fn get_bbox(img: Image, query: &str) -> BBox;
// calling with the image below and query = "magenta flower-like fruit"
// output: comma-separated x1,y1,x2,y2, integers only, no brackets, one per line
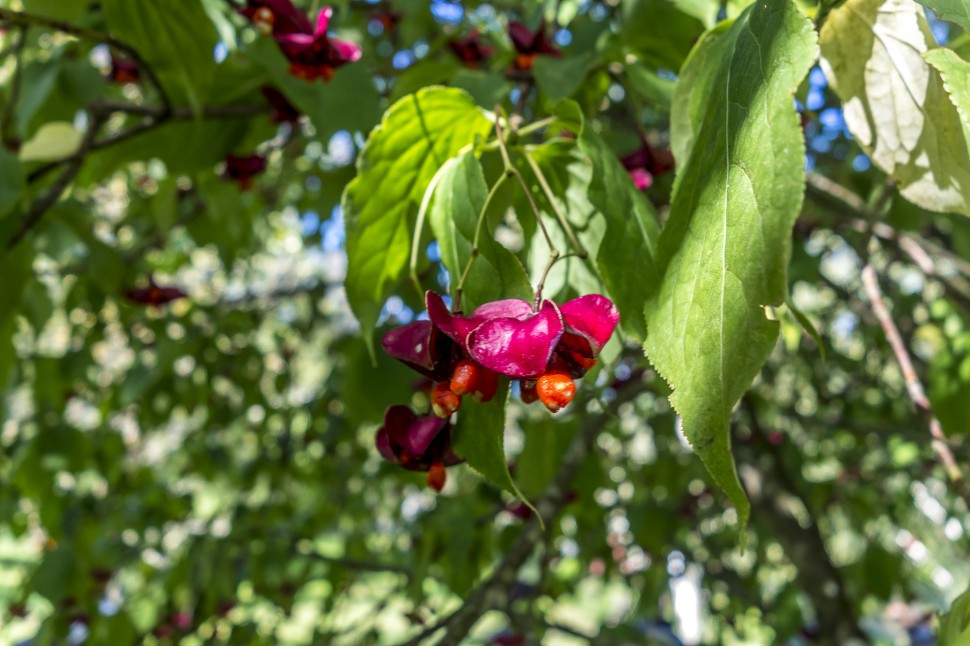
448,30,493,69
553,294,620,377
507,20,561,71
620,143,674,191
382,291,617,416
223,154,267,190
125,279,186,307
239,0,311,36
375,405,462,491
275,6,362,82
381,319,460,383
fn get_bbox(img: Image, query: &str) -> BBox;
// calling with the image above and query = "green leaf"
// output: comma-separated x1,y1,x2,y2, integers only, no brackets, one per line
914,0,970,32
624,64,676,110
553,101,661,342
940,585,970,646
620,0,707,70
820,0,970,216
925,48,970,129
428,151,532,311
103,0,218,111
643,0,818,530
533,54,592,103
0,148,24,218
452,383,531,508
22,0,88,20
343,87,493,351
18,121,82,162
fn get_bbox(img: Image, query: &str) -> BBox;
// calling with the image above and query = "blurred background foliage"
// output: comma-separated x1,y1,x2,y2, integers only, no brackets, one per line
0,0,968,644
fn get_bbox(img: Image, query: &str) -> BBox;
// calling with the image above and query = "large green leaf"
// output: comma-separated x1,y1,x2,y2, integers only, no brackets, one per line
820,0,970,216
914,0,970,32
343,87,493,350
428,151,532,311
103,0,218,111
452,383,530,507
643,0,817,529
553,101,661,342
925,48,970,129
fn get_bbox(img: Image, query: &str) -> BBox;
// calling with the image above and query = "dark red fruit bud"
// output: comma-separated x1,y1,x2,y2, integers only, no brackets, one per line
536,372,575,413
427,462,447,492
520,380,538,404
253,6,275,33
472,366,499,402
431,382,461,418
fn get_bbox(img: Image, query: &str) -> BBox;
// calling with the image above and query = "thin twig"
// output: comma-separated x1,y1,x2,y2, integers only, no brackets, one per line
410,159,458,300
453,170,511,312
860,265,969,502
493,107,556,258
522,150,586,259
398,382,644,646
28,103,267,183
0,7,171,113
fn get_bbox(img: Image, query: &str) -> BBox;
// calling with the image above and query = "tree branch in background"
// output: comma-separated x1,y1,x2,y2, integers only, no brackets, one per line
6,112,108,251
0,7,171,112
860,265,970,506
741,399,866,641
399,383,641,646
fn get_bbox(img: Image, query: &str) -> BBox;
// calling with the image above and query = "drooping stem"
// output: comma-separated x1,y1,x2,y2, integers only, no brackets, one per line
522,149,587,259
860,264,970,505
493,106,556,257
409,161,454,300
453,171,511,312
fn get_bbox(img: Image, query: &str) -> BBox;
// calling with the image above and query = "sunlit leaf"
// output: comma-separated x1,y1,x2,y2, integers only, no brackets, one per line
914,0,970,32
343,87,493,352
452,382,531,508
18,121,81,162
644,0,818,530
924,47,970,129
820,0,970,216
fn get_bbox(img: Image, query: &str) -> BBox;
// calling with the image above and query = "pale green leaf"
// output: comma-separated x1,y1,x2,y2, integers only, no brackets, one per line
103,0,218,111
452,382,531,508
18,122,82,162
939,585,970,646
925,48,970,129
915,0,970,32
820,0,970,216
0,148,24,218
428,151,533,311
343,87,493,351
644,0,818,529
